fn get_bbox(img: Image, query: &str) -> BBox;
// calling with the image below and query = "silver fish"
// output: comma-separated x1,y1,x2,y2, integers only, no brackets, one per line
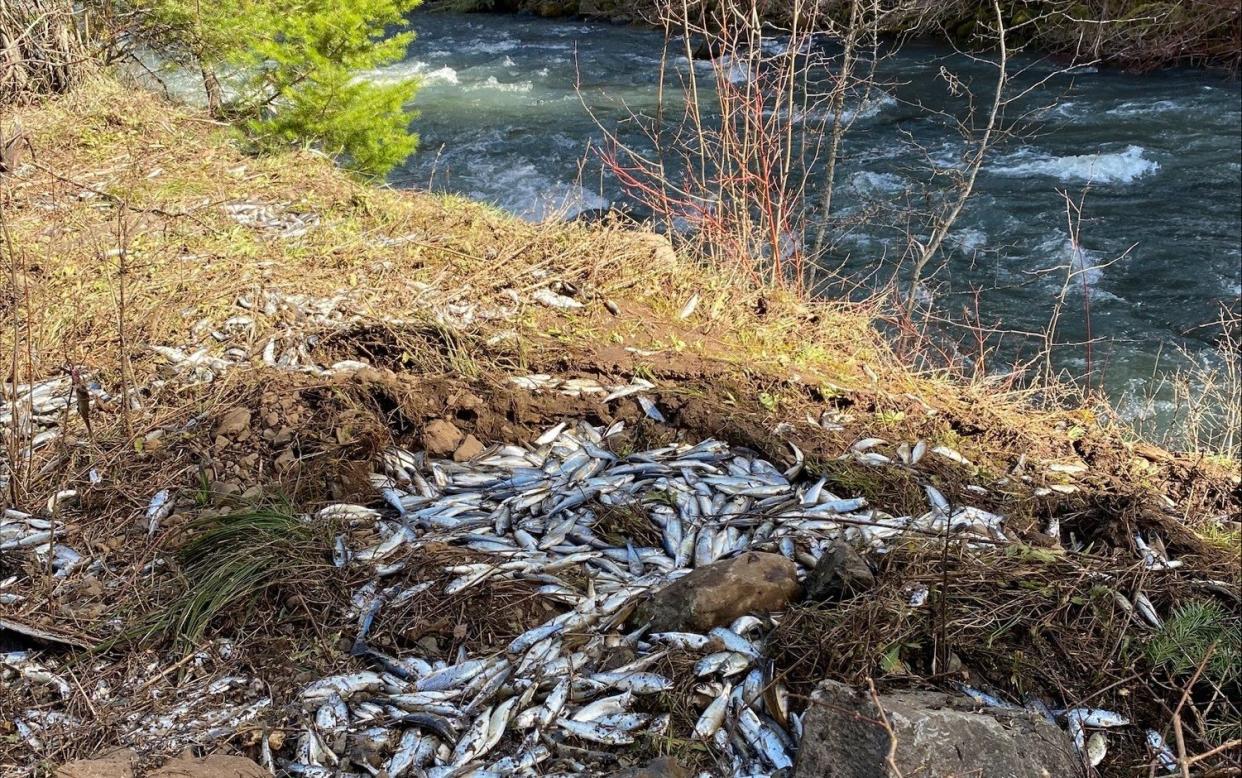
556,718,635,745
694,682,732,739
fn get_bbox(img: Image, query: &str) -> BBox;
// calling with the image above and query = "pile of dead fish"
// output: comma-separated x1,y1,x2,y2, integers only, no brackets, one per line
276,418,1173,776
2,641,272,758
224,201,321,239
0,510,84,584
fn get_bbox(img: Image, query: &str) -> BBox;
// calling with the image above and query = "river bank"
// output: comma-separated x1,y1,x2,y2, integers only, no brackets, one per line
1,79,1239,776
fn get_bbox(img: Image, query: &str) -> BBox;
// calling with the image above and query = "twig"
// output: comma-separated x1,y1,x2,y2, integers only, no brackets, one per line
1184,739,1242,767
1166,641,1218,777
1173,713,1190,778
867,678,903,777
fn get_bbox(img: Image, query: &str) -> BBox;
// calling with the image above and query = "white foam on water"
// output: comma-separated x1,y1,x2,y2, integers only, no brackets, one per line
841,91,897,123
366,61,459,86
848,171,906,196
949,228,988,254
459,38,518,55
1105,98,1186,117
766,90,896,127
1036,234,1121,298
467,76,534,93
469,163,609,222
993,145,1159,184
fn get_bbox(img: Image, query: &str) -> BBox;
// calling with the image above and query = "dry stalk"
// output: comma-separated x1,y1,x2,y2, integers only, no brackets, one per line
867,677,904,777
0,0,85,103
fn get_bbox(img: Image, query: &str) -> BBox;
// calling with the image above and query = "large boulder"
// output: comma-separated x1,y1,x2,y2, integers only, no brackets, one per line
632,551,799,632
794,681,1079,778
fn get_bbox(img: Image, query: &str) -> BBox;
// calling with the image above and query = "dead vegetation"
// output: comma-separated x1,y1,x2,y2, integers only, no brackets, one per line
770,538,1242,774
0,0,85,104
0,77,1238,775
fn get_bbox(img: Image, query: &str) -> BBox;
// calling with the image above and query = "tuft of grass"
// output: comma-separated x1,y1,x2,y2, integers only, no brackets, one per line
132,506,330,650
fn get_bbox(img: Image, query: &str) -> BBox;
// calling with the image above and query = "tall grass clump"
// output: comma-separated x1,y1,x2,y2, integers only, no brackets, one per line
132,506,330,649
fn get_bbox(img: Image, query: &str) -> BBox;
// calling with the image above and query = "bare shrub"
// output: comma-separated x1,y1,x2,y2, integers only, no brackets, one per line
0,0,85,104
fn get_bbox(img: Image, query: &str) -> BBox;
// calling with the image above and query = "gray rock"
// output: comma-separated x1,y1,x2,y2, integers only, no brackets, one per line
803,541,874,602
794,680,1080,778
632,551,799,632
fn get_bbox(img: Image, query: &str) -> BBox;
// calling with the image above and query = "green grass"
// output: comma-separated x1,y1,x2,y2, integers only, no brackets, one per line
131,506,330,650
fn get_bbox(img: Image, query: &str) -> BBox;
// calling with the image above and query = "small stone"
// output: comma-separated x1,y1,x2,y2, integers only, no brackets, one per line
148,754,267,778
272,426,294,446
423,419,463,456
274,449,296,472
804,541,875,602
632,551,799,632
215,407,252,438
56,749,138,778
209,481,241,503
452,434,485,462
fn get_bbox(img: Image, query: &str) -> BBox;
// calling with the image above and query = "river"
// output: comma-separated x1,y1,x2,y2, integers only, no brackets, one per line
384,12,1241,422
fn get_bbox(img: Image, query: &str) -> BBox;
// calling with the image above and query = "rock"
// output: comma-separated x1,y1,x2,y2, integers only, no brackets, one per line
803,541,874,602
274,449,297,472
577,0,619,17
56,749,138,778
208,480,241,502
632,231,677,266
691,37,724,60
452,434,485,462
633,552,798,632
794,680,1079,778
609,756,691,778
527,0,575,16
423,419,464,456
215,407,252,438
148,754,267,778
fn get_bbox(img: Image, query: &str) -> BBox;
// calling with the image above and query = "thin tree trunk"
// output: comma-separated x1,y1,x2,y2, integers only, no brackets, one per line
200,60,224,117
